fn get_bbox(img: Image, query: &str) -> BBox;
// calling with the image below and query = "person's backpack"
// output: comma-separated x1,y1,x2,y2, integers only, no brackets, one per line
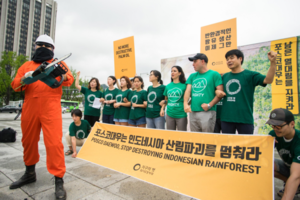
0,128,17,142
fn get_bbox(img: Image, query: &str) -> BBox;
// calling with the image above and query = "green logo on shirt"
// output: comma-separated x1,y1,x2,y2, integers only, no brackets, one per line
167,87,183,103
226,79,241,95
105,94,113,101
192,78,207,93
148,91,156,103
116,94,123,103
87,94,96,104
76,130,85,139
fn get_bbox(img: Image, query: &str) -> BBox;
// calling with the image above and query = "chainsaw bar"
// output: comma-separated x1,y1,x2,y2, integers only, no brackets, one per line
14,53,72,90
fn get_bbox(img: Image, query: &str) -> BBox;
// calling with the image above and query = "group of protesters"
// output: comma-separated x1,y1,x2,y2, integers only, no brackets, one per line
10,34,300,200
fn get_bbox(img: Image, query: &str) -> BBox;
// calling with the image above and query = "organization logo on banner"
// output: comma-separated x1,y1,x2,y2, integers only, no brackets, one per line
167,88,183,102
87,94,96,106
148,91,157,103
192,78,207,93
76,130,86,139
226,79,241,95
116,94,123,103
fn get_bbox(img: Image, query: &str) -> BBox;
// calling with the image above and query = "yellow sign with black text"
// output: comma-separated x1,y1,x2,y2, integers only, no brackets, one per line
201,18,237,74
113,36,136,79
77,123,274,200
271,37,299,114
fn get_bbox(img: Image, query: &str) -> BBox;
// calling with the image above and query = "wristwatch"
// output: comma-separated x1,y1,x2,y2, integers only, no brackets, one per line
207,104,211,109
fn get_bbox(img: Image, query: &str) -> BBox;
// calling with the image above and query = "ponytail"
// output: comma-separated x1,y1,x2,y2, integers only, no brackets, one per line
159,80,163,85
150,70,163,85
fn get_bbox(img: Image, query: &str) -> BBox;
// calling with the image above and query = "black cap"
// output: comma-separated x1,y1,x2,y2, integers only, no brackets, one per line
188,53,208,63
266,108,294,126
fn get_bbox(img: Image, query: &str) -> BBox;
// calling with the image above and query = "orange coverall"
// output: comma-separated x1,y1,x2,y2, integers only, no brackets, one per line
11,59,74,178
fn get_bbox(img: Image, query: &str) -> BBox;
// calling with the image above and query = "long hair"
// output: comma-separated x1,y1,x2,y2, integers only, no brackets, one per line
150,70,163,85
171,66,186,84
120,76,131,89
133,76,144,89
88,77,100,90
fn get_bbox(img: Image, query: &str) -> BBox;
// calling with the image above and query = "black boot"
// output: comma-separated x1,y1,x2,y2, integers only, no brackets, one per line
55,176,66,200
9,164,36,189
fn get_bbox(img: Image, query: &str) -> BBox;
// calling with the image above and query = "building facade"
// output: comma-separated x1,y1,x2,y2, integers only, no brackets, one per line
0,0,57,58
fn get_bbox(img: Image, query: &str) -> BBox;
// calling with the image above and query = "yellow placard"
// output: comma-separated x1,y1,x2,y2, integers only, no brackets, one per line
113,36,136,79
78,123,274,200
201,18,237,74
271,37,299,114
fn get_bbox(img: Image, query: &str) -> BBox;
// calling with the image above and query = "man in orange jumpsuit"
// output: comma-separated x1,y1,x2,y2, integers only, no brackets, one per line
10,35,73,200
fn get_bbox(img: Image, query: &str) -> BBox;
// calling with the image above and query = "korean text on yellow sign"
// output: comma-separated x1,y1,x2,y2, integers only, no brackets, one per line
271,37,299,114
113,36,136,79
201,18,237,74
78,123,274,200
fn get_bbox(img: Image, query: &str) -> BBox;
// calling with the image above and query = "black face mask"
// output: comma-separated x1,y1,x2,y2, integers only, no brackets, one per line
32,47,54,63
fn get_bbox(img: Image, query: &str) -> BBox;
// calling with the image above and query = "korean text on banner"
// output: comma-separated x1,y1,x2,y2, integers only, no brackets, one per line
77,123,274,200
113,36,136,79
201,18,237,74
271,37,299,114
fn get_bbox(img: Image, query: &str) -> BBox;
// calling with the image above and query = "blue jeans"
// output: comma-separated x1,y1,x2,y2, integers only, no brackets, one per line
146,116,165,129
102,114,115,124
128,117,146,126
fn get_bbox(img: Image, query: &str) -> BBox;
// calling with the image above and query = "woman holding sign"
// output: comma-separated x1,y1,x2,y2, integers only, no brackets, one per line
146,70,166,129
161,66,187,131
100,76,119,124
128,76,147,127
113,76,132,126
75,71,102,127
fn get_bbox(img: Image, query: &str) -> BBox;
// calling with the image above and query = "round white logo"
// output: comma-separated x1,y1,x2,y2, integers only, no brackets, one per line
167,87,183,103
226,79,241,95
297,156,300,160
87,94,96,104
131,95,138,104
116,94,123,103
105,94,113,101
192,78,207,93
148,91,157,103
76,130,85,139
271,113,276,118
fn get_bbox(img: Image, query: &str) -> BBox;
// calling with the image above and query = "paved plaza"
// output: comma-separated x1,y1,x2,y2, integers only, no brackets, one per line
0,113,298,200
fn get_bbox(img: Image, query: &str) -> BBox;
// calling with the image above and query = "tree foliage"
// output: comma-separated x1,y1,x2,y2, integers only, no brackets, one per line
0,51,28,105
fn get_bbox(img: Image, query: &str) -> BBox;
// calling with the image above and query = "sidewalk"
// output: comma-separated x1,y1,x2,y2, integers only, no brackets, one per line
0,113,298,200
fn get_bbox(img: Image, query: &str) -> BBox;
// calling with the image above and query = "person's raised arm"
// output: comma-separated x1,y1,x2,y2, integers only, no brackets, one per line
263,51,277,84
75,71,82,91
282,162,300,200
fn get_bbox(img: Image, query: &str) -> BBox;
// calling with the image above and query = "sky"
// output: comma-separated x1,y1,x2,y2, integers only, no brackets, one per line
54,0,300,86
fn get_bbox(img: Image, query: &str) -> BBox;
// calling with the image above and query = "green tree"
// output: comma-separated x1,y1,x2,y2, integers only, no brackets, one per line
0,51,28,105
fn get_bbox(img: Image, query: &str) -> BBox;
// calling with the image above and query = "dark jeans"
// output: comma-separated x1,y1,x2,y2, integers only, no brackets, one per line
84,115,100,127
102,114,115,124
214,118,222,133
221,121,254,134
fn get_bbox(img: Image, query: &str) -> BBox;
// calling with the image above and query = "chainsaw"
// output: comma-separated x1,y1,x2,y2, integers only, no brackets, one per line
14,53,72,90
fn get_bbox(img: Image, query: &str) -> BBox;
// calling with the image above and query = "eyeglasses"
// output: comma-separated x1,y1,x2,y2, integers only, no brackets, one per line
269,123,288,130
36,42,53,48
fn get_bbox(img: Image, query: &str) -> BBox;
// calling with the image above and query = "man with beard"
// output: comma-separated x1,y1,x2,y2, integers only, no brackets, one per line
10,35,74,200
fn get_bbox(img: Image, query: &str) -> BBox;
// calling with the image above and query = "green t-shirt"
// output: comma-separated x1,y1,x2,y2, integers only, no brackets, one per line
146,85,166,118
103,88,119,115
114,89,132,119
69,119,91,139
220,70,266,124
216,98,223,120
81,87,103,117
163,82,187,118
269,129,300,166
129,90,147,120
186,70,222,112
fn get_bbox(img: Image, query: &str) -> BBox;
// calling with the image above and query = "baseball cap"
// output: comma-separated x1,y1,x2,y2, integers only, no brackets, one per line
188,53,208,63
266,108,294,126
